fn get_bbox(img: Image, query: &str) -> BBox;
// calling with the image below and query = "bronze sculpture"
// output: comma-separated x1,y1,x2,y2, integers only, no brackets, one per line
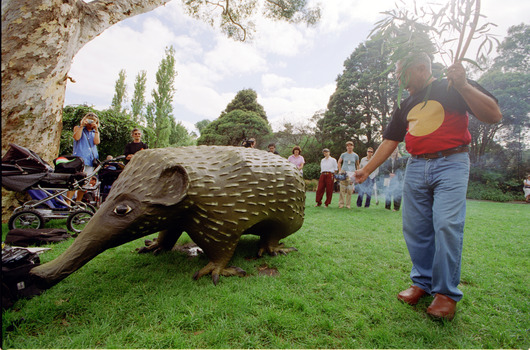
31,146,305,287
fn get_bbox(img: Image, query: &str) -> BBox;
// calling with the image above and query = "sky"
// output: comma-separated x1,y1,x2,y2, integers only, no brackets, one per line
64,0,529,134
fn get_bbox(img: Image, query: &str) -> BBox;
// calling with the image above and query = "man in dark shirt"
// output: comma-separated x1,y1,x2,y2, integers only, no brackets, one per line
355,53,502,320
124,128,148,165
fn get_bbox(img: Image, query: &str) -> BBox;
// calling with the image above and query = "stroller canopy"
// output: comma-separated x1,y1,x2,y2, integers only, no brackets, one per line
2,143,54,192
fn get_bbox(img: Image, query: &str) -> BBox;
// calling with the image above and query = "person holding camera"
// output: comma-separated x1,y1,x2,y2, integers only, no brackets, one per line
67,112,100,203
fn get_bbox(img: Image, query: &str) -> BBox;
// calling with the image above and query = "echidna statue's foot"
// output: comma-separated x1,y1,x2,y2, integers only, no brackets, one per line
258,241,298,257
193,262,247,285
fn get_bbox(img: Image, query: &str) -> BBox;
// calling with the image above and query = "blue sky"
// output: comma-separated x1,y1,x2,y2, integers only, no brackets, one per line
64,0,529,133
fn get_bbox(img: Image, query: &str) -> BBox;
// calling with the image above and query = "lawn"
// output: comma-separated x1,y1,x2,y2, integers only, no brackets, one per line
2,192,529,348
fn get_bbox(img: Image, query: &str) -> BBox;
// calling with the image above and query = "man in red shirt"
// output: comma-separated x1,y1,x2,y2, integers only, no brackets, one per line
355,53,502,320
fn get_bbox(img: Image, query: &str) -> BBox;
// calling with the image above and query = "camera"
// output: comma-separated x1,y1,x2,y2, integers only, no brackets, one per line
241,139,253,148
86,119,94,125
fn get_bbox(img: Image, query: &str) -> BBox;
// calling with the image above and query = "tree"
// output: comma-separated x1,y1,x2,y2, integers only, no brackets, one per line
318,36,398,157
222,89,268,121
149,46,177,148
111,69,128,113
169,119,196,147
195,119,212,134
492,23,529,73
131,70,148,124
2,1,171,164
1,0,319,215
197,110,271,146
473,24,530,177
197,88,271,146
2,0,319,162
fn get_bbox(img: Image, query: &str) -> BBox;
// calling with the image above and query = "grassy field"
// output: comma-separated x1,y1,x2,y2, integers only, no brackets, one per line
2,192,529,349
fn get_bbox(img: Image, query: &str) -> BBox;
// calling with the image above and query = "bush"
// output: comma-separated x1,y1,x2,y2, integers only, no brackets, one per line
303,163,320,180
304,179,318,191
466,181,520,202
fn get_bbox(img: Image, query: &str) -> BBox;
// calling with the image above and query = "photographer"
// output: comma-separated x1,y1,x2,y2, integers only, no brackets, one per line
67,112,100,203
242,138,256,148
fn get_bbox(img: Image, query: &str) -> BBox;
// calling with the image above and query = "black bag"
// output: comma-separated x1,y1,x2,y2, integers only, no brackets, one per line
5,228,71,247
54,155,84,173
2,246,44,309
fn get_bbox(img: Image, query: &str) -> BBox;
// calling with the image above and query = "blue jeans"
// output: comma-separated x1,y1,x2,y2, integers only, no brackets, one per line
402,152,469,302
356,177,373,207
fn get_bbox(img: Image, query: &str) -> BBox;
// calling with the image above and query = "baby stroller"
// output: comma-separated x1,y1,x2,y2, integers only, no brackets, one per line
97,161,125,204
2,143,122,234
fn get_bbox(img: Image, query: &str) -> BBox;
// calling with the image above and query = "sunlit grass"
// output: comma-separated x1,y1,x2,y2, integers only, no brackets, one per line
2,193,529,348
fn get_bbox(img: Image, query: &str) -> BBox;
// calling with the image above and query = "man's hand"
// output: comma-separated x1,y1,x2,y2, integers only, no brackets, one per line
354,169,369,184
447,61,468,91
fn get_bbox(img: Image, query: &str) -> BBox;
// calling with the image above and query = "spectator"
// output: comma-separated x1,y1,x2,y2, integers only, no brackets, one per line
380,147,407,211
356,147,378,208
355,53,501,320
67,112,100,203
82,176,98,205
337,141,360,209
124,128,148,164
315,148,338,207
287,146,305,174
524,174,530,203
268,143,279,154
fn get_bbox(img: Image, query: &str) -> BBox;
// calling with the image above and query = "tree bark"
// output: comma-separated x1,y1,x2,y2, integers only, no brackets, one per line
1,0,170,219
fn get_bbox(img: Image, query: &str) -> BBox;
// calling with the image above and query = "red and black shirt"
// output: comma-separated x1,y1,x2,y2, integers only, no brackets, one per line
383,79,497,155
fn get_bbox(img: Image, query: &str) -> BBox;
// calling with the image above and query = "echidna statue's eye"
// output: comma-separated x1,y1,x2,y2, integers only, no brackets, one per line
114,204,132,215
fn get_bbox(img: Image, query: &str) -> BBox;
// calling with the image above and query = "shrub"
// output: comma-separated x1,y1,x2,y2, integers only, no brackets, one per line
303,163,320,180
466,181,520,202
304,179,318,192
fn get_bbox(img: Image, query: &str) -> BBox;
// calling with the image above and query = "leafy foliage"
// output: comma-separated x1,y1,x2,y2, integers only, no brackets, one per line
222,89,267,121
195,119,212,134
131,70,147,124
302,163,320,180
197,88,272,146
111,69,127,113
197,110,271,146
149,46,178,148
182,0,320,41
318,36,398,156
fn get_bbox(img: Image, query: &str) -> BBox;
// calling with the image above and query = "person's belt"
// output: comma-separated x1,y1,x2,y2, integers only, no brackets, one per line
321,171,334,174
412,145,469,159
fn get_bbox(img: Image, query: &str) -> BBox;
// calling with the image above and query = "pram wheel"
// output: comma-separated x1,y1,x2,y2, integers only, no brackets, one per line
73,201,96,213
67,210,94,234
8,209,45,230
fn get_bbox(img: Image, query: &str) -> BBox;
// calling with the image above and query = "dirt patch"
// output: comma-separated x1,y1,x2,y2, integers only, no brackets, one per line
257,264,279,276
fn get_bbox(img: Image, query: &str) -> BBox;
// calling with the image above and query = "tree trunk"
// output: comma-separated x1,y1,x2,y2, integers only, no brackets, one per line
1,0,170,219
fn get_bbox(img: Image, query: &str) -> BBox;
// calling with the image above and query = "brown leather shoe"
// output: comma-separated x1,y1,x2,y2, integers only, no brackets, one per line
397,285,428,305
427,294,457,320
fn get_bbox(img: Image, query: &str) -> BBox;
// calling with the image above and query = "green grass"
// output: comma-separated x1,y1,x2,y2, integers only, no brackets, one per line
2,192,529,348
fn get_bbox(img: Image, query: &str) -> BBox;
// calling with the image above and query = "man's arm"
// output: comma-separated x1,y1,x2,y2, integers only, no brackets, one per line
337,156,343,173
354,140,399,183
448,62,502,124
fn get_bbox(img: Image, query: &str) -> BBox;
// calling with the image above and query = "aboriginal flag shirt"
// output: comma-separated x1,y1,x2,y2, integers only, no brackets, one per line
383,79,497,155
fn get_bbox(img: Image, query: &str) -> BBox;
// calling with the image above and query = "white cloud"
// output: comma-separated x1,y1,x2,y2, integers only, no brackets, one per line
261,73,294,92
253,17,315,57
65,0,530,134
203,35,268,76
261,83,336,131
174,84,233,119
